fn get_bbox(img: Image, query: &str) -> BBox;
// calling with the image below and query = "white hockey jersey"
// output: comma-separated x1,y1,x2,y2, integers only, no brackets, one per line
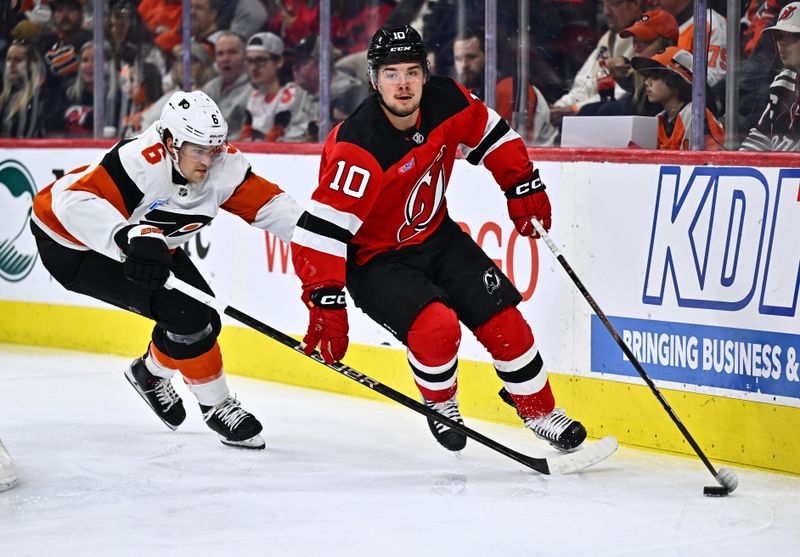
245,82,305,141
677,9,727,87
32,122,301,261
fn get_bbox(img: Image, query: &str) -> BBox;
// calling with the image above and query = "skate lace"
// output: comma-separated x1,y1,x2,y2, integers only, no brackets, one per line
153,378,180,411
209,397,249,430
425,398,463,433
526,408,573,441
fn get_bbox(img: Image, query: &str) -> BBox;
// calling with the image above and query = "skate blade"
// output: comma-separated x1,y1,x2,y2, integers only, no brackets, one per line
124,368,182,431
219,433,266,450
0,476,18,492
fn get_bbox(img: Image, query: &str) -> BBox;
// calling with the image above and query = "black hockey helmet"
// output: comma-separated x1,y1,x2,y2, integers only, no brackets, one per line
367,25,429,83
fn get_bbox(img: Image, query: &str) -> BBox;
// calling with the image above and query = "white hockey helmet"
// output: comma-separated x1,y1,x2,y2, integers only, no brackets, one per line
159,90,228,149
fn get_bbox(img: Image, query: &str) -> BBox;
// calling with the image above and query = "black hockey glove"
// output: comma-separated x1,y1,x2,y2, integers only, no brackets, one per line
115,225,172,290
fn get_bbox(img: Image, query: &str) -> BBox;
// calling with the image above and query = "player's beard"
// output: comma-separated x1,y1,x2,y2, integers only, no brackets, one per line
381,95,421,118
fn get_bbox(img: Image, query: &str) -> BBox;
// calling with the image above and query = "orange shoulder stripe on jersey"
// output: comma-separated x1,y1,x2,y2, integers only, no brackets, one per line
32,184,85,246
66,164,133,219
221,172,284,223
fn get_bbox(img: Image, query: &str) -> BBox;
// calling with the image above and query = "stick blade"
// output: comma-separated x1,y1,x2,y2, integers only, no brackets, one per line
547,436,619,475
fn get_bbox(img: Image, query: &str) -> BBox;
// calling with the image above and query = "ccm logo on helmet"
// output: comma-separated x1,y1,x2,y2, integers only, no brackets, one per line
390,46,412,52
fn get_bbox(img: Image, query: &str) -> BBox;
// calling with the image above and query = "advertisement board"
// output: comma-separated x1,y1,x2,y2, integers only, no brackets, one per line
1,148,798,411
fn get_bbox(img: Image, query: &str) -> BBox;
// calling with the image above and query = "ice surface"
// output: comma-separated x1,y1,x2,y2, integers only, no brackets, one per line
1,345,798,556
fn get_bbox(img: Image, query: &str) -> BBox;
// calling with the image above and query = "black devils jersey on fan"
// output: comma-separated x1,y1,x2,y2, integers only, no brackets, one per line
292,76,535,288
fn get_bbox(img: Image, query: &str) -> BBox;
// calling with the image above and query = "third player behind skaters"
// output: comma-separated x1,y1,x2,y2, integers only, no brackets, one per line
31,91,302,450
291,25,587,453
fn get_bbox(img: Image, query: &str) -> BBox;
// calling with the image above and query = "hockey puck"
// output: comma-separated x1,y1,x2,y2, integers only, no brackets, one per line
703,486,730,497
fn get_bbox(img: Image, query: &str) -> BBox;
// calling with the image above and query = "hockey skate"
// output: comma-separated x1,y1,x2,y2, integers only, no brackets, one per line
200,396,265,450
0,438,17,491
125,357,186,430
523,408,586,452
423,396,467,452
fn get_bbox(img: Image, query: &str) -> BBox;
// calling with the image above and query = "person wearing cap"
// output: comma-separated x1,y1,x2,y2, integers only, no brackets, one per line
240,32,304,142
281,35,364,142
30,90,304,450
657,0,727,88
580,9,680,117
550,0,644,125
741,2,800,151
631,46,725,150
202,31,253,140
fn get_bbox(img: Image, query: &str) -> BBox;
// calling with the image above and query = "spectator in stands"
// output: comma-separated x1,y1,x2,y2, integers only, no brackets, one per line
137,0,183,55
37,0,92,101
331,1,395,55
742,0,787,57
738,2,791,137
47,41,115,137
453,28,557,146
268,0,319,48
118,59,165,137
658,0,727,87
550,0,643,125
740,2,800,151
190,0,223,46
631,47,724,150
202,31,253,140
579,9,679,117
138,41,216,132
0,39,45,137
108,1,167,79
216,0,269,40
282,35,364,142
239,32,304,142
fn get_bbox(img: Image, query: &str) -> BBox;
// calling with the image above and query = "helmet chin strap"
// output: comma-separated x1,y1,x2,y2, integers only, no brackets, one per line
165,140,192,197
167,143,188,180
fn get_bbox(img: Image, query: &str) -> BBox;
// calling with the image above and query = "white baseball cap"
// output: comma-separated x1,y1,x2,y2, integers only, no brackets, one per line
246,32,284,56
764,2,800,35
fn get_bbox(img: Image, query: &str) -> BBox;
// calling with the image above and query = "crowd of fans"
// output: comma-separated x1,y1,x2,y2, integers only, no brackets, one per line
0,0,797,151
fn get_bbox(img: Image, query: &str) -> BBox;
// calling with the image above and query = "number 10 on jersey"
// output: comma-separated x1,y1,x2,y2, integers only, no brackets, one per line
329,160,371,199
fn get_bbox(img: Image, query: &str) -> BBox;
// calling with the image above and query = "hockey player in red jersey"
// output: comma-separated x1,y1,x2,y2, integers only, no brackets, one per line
31,91,302,450
291,26,587,453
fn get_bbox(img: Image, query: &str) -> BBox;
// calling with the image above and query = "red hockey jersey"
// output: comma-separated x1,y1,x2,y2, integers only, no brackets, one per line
291,76,535,290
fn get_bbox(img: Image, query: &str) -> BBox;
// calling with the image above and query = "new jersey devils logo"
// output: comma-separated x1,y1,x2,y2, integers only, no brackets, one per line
397,146,447,243
483,267,501,294
779,5,797,21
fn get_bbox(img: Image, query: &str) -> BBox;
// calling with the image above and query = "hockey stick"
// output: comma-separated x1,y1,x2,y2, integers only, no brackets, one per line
165,274,617,475
530,219,738,495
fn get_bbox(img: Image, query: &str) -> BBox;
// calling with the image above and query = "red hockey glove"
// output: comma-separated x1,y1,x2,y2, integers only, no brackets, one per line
115,225,172,290
302,284,349,364
504,169,551,237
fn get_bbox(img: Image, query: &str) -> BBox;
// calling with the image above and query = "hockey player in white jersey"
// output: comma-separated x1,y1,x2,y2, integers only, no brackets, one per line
31,91,303,450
